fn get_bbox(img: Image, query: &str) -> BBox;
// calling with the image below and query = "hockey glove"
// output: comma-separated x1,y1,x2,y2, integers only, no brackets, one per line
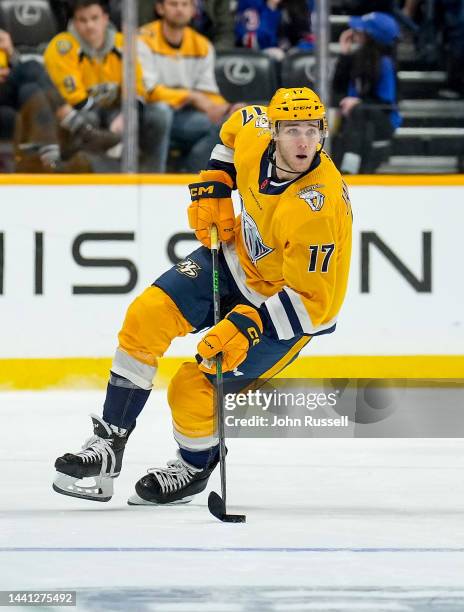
188,170,235,248
197,305,263,374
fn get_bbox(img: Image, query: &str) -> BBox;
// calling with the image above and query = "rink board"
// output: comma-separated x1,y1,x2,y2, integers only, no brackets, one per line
0,174,463,387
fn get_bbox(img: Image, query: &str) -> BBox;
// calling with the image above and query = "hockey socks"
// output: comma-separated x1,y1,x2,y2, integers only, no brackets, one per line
103,372,151,429
179,445,219,469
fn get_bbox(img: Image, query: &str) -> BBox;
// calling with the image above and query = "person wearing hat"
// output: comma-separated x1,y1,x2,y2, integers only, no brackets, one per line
332,11,402,174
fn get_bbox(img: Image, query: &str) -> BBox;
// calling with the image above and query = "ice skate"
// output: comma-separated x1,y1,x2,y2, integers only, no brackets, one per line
127,452,218,506
53,414,134,502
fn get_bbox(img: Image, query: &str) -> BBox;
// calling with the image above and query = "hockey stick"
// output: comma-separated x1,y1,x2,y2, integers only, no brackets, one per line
207,224,246,523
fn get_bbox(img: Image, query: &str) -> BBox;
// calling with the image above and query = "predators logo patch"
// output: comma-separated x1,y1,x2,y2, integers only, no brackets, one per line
176,258,201,278
56,39,72,55
298,187,325,212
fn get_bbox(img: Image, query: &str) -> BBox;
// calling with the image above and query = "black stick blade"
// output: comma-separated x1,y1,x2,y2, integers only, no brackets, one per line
208,491,246,523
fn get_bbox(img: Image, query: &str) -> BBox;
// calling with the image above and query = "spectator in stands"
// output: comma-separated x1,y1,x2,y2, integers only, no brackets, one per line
0,28,116,172
44,0,170,172
190,0,235,50
105,0,234,49
331,11,402,174
50,0,128,30
138,0,242,172
235,0,313,60
403,0,464,98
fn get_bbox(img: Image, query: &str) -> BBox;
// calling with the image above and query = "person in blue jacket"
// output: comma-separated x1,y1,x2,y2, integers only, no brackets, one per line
235,0,314,59
332,11,402,174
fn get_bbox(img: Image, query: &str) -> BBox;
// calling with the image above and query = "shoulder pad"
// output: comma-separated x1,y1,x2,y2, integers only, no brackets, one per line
220,104,269,149
184,27,210,56
139,22,156,37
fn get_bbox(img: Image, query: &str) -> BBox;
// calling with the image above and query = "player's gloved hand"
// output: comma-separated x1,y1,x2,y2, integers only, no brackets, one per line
197,305,263,374
188,170,235,248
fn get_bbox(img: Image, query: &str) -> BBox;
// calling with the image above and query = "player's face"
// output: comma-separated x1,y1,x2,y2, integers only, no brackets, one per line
274,121,321,176
158,0,195,28
73,5,109,50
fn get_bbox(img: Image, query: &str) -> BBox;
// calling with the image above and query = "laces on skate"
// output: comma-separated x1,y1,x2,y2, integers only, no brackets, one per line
147,459,201,494
52,414,133,502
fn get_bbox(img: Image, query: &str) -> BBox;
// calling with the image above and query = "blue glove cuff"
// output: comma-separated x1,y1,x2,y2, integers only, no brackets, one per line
226,311,261,348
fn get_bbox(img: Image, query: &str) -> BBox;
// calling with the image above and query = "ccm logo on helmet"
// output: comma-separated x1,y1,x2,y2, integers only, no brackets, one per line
293,106,312,110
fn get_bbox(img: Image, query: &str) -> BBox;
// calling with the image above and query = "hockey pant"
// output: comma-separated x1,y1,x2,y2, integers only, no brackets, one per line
103,246,310,453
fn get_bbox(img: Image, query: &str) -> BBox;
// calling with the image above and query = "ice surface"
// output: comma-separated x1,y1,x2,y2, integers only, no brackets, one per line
0,390,463,611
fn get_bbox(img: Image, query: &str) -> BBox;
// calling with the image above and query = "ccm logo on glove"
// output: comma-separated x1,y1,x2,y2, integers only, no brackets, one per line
187,170,235,248
189,182,231,199
247,326,260,346
197,304,263,373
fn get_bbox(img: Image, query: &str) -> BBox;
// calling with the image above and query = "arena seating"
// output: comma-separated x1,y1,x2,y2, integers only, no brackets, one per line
215,49,278,105
0,0,462,174
0,0,57,54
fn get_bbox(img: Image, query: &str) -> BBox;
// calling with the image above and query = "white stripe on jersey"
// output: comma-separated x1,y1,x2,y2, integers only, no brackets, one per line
222,241,267,307
285,286,314,332
210,144,234,163
265,287,339,339
263,292,294,340
285,287,337,334
311,316,338,334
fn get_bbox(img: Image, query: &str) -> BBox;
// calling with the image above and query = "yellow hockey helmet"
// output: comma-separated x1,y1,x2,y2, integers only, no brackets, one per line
267,87,328,136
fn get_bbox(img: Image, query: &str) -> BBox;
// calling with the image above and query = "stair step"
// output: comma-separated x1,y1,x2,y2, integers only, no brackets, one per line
391,128,464,156
399,99,464,117
396,127,464,138
329,15,350,25
377,155,459,174
398,71,448,98
398,71,447,82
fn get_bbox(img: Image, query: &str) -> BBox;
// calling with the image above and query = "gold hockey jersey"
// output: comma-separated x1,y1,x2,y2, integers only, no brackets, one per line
138,20,226,108
44,26,146,108
211,105,352,340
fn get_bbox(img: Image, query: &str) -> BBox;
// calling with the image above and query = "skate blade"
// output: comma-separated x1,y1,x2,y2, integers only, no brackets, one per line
127,492,193,506
53,472,113,502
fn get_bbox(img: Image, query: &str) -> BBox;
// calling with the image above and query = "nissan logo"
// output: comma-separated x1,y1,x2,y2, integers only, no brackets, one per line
14,2,42,27
223,59,256,86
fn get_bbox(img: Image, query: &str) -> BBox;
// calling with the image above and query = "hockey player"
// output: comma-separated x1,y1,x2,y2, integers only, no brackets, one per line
53,87,352,505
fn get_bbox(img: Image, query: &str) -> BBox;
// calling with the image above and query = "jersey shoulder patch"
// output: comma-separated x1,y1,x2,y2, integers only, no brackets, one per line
56,38,72,55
